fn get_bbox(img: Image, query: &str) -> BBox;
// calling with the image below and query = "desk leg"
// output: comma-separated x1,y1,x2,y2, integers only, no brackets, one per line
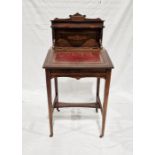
54,78,60,112
45,70,53,137
100,70,112,138
96,78,100,112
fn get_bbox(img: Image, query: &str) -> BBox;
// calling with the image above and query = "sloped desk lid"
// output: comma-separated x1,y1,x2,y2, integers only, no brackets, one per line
43,47,114,69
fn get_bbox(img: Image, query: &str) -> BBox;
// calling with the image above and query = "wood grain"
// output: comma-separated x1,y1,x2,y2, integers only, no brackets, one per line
43,13,114,138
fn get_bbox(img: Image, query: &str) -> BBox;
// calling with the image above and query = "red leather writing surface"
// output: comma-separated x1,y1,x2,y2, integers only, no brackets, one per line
54,51,101,62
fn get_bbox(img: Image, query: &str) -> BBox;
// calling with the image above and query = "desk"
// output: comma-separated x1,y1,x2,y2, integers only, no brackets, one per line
43,13,114,137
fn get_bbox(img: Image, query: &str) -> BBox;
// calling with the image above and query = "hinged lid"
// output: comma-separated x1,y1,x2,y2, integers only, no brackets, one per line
51,13,104,47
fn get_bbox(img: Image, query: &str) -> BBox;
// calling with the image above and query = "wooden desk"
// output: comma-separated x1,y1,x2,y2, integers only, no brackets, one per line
43,13,114,137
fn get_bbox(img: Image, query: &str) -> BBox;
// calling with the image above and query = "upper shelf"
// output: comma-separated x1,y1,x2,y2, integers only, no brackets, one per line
51,13,104,28
51,13,105,47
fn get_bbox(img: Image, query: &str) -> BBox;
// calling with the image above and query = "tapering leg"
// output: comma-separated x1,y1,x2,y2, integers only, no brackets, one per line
100,70,112,138
45,70,53,137
96,78,100,112
54,77,60,112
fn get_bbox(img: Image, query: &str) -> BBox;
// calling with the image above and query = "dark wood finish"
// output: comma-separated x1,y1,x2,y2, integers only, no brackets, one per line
97,96,103,113
45,70,53,137
55,102,99,108
100,70,112,137
96,78,100,112
51,13,104,47
54,78,60,111
43,13,114,138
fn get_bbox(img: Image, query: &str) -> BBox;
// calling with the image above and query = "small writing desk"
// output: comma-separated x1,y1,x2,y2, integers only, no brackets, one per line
43,13,114,137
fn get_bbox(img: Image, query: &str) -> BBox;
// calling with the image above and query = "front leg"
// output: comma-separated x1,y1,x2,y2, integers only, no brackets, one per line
45,70,53,137
100,70,112,138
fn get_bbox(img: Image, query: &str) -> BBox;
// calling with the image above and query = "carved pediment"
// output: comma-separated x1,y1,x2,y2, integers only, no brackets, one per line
69,13,86,21
53,13,103,22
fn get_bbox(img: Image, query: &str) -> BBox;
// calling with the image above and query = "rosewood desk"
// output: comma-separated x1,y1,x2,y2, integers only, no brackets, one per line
43,13,114,137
